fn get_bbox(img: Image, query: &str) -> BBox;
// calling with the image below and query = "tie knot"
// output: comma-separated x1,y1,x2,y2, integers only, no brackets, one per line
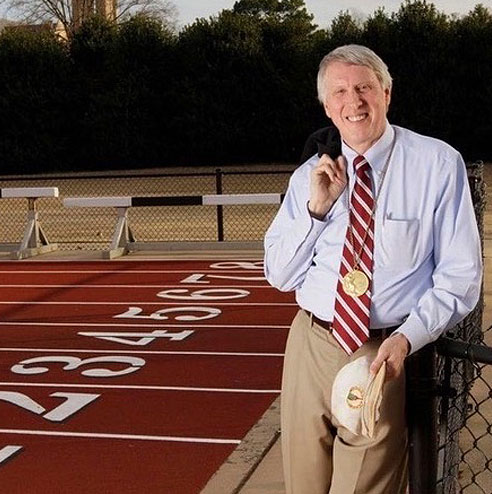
354,155,369,175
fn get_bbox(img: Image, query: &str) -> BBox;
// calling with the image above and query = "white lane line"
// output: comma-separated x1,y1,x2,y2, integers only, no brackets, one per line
0,270,263,274
0,348,285,357
0,301,296,306
0,382,281,394
0,429,241,445
0,285,273,289
0,445,23,465
0,322,290,329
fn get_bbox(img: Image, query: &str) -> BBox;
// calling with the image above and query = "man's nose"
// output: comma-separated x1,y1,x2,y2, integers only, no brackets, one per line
345,88,363,106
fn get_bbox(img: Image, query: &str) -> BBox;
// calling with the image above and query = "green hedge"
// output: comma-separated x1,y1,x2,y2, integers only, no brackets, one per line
0,1,489,173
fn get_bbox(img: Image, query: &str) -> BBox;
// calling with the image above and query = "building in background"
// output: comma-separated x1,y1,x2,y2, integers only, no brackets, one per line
73,0,117,28
1,1,118,39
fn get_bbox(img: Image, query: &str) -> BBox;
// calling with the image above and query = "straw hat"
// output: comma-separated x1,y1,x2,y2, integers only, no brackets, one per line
331,356,386,438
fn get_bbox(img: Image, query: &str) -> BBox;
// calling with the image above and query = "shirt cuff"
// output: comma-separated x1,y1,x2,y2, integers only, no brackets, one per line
393,316,433,355
307,198,340,223
305,203,330,233
308,209,326,221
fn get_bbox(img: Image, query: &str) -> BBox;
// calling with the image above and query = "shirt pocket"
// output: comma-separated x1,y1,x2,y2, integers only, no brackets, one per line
376,217,420,269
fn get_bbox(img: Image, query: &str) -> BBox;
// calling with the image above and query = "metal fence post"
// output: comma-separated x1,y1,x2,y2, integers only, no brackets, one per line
406,344,438,494
215,168,224,241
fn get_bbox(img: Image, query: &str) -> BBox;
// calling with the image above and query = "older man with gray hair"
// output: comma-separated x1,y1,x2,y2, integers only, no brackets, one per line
264,44,482,493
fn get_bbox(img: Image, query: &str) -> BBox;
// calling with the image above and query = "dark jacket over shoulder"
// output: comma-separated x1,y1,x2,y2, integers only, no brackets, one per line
300,126,341,164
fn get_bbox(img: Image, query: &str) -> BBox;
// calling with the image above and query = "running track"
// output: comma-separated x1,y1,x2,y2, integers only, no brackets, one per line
0,259,296,493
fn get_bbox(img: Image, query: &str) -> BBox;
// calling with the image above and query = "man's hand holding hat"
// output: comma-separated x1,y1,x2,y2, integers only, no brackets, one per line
370,333,410,381
332,356,387,439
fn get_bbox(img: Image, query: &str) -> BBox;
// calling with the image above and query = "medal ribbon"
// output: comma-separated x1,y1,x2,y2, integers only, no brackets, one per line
332,155,374,354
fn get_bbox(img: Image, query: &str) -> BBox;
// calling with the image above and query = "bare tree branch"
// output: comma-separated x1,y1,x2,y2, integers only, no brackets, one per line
0,0,177,37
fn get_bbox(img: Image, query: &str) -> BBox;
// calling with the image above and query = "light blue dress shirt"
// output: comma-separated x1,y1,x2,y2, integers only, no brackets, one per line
264,123,482,354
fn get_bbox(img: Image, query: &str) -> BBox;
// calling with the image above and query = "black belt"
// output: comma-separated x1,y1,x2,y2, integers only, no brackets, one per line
304,310,399,338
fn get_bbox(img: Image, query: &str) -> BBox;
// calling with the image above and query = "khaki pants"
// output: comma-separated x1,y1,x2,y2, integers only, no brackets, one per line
281,309,408,494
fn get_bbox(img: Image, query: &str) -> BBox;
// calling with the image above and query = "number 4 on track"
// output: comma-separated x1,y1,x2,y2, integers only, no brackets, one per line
77,330,194,346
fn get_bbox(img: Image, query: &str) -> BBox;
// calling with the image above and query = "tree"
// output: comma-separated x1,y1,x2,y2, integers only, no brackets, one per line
232,0,316,48
0,0,177,39
174,0,320,164
0,28,71,172
447,4,492,159
232,0,314,24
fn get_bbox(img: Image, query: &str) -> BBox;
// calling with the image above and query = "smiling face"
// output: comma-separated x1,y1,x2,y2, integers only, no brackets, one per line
322,61,391,155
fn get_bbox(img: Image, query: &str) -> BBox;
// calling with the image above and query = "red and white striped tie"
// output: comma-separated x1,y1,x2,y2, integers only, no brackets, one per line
332,155,374,354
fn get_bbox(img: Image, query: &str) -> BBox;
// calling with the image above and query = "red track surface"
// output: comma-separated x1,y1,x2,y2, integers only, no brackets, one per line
0,260,296,493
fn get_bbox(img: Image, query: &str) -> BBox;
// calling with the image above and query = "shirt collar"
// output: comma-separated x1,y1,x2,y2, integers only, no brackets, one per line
341,122,395,175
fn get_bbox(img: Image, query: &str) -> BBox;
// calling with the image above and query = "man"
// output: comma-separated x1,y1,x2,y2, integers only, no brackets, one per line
264,45,482,494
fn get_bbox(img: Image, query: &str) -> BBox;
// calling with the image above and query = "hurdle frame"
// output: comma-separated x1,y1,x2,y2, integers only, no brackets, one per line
63,193,284,258
0,187,59,259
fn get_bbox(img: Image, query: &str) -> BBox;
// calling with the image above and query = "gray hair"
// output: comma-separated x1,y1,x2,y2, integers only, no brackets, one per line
317,44,393,104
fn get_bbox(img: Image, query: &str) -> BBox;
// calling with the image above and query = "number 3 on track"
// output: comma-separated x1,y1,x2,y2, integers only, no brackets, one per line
11,356,145,378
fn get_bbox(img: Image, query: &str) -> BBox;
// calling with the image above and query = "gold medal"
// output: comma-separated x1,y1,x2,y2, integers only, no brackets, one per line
342,269,369,297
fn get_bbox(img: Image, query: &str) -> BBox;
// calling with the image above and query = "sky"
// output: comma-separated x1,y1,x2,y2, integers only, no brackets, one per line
0,1,489,27
174,0,491,28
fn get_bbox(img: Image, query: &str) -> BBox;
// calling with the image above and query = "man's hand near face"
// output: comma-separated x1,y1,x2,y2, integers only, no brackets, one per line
308,154,348,219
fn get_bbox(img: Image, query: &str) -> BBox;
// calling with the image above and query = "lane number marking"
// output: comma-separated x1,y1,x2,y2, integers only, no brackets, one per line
78,330,194,346
11,356,146,378
114,306,221,321
209,261,263,270
0,445,23,466
157,288,250,300
0,392,99,422
180,274,264,283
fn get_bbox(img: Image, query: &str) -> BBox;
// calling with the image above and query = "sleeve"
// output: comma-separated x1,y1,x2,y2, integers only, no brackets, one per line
263,167,329,292
396,153,483,354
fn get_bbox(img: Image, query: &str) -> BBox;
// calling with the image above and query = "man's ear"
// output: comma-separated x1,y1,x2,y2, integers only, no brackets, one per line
385,87,391,108
323,101,331,119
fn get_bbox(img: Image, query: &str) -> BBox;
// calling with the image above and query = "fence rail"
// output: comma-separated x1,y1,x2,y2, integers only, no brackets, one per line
0,168,293,249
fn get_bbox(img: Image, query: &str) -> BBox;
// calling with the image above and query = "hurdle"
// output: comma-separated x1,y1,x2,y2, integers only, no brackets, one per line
0,187,59,259
64,193,284,258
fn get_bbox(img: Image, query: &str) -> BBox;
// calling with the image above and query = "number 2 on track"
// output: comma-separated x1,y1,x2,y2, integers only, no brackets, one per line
0,392,99,422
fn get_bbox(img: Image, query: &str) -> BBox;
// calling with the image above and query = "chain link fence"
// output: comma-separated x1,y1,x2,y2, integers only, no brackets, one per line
0,167,294,249
0,164,491,492
434,162,491,494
